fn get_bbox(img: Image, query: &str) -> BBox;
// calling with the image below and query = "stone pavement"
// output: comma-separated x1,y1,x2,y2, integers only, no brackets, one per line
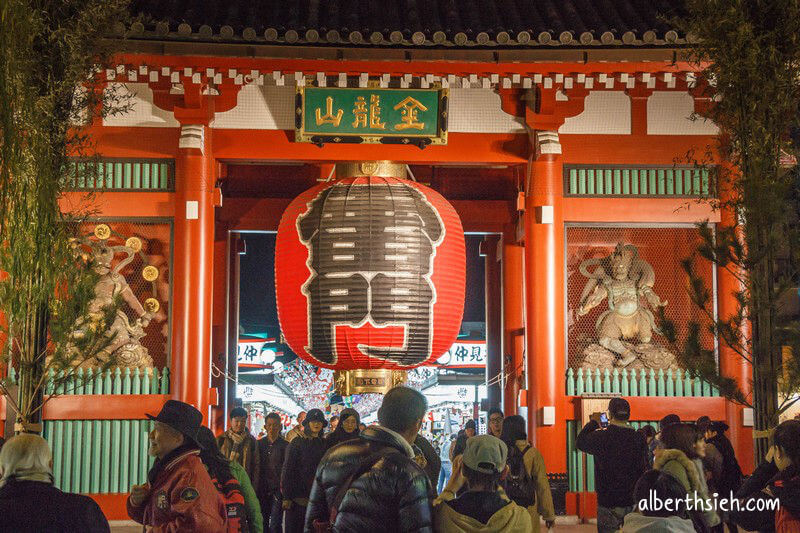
110,519,750,532
110,519,599,532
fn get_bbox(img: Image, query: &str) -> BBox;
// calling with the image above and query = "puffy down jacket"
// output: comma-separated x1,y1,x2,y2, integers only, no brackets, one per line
305,426,435,533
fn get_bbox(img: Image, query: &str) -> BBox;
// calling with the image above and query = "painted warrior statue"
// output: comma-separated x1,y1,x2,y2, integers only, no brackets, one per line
577,243,668,366
70,228,159,369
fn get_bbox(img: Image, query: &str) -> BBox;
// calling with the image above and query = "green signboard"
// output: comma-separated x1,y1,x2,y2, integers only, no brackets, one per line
295,87,448,148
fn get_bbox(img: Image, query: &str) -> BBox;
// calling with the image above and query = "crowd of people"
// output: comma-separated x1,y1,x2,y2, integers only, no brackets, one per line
0,393,797,532
576,398,800,533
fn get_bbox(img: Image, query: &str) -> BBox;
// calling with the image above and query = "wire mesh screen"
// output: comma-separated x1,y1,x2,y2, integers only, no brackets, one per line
566,225,715,371
78,219,172,369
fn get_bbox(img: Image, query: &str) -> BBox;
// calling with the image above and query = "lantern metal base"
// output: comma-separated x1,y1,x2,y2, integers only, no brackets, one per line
333,369,407,396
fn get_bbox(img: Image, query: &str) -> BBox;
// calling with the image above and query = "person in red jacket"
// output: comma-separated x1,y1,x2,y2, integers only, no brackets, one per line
127,400,227,533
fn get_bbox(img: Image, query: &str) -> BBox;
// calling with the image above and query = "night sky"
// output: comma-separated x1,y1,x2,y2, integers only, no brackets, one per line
238,233,486,335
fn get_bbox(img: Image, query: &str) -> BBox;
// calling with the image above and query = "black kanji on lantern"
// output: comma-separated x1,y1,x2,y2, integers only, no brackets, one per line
297,181,444,366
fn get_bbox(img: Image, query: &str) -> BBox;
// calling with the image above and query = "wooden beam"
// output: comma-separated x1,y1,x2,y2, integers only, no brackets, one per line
42,394,168,420
563,395,727,422
564,197,720,224
219,197,514,232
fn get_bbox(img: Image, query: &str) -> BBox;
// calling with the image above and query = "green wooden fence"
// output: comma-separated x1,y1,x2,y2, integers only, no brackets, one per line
565,367,718,493
6,366,169,493
67,159,174,191
566,367,719,398
565,166,712,197
567,419,660,492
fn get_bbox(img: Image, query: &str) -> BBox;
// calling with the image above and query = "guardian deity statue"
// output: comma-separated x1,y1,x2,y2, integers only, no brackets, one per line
577,243,668,367
69,225,161,369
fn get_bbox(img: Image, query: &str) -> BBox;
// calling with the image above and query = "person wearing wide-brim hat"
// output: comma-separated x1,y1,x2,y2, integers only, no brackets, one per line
280,408,327,533
127,400,226,532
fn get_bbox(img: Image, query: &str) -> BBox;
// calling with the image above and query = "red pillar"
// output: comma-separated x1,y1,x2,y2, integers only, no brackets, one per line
482,235,502,410
717,175,754,473
210,222,229,433
171,123,215,421
524,136,567,473
502,223,525,414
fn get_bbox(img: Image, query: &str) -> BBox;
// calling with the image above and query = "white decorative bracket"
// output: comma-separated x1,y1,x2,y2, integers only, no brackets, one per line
535,130,562,157
179,124,205,152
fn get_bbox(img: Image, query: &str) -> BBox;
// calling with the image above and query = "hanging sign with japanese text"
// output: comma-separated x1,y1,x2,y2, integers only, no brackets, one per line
295,87,448,148
436,341,487,369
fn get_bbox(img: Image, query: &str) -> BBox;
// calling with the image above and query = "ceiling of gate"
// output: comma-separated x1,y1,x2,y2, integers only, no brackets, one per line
222,163,520,202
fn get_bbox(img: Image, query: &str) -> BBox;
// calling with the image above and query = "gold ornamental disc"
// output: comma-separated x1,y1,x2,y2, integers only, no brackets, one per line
94,224,111,240
126,237,142,252
142,265,159,281
144,298,160,313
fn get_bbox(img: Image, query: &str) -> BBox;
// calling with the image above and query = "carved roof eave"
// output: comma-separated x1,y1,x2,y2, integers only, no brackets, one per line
102,57,706,95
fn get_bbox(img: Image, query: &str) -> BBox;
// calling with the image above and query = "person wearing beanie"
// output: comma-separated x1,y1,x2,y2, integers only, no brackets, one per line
218,407,261,490
577,397,649,533
434,435,534,532
325,408,361,450
280,408,327,533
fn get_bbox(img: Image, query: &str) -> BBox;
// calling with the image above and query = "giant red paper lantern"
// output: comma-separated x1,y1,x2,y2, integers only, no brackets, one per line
275,167,465,370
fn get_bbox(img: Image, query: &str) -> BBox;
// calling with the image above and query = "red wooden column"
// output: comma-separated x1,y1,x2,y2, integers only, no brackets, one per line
170,121,216,421
502,223,525,414
481,235,502,410
717,172,754,473
524,131,567,473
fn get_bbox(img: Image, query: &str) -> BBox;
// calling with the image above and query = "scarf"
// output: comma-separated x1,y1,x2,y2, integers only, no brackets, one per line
224,428,247,464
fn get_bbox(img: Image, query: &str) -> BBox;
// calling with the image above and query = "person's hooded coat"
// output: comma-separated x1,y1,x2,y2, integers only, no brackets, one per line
325,408,361,450
654,449,719,530
434,490,533,532
621,512,696,533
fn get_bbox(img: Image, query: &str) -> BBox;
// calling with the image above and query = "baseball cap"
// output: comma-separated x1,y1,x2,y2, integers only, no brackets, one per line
461,435,508,475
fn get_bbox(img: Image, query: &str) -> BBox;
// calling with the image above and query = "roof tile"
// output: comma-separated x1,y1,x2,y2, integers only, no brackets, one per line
129,0,686,47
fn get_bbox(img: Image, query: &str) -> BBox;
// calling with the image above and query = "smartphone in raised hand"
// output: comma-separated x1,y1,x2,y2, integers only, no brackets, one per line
599,412,609,428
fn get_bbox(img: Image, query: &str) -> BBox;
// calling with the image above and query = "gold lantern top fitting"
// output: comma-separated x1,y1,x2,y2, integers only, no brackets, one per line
336,161,407,179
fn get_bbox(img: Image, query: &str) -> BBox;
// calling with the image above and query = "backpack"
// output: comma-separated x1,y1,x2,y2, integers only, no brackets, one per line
502,444,535,507
211,473,251,533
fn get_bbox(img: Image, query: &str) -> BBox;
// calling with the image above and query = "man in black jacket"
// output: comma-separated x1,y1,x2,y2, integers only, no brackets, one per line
576,397,649,533
306,386,435,532
258,411,288,533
